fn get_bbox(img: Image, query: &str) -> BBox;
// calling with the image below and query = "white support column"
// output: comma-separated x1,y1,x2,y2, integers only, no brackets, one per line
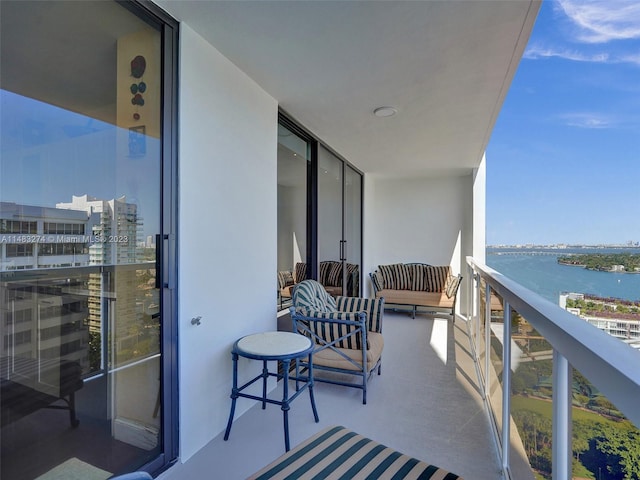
552,351,572,480
501,302,511,472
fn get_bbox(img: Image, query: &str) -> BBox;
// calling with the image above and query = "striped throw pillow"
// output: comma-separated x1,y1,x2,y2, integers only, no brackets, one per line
326,262,343,287
319,261,336,285
294,262,308,284
425,266,450,292
379,263,412,290
277,271,294,289
371,270,384,292
410,264,429,291
445,274,462,299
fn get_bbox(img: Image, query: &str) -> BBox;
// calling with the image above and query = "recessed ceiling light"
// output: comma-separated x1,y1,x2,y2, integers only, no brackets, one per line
373,106,397,118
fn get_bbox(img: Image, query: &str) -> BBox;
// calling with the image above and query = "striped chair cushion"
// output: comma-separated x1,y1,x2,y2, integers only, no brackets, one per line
294,262,309,284
293,279,337,314
337,296,384,333
304,311,365,349
249,425,463,480
379,264,412,290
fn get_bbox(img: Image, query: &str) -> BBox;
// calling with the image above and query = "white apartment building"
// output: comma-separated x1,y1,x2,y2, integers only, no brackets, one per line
560,292,640,347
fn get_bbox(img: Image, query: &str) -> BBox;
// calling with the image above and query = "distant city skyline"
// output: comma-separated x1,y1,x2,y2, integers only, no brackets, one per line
486,0,640,246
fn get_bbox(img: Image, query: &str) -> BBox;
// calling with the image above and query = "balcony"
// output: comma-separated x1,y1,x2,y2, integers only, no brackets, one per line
159,309,501,480
158,257,640,480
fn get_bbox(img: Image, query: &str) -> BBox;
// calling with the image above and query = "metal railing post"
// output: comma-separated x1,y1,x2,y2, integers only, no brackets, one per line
501,302,512,472
552,351,572,480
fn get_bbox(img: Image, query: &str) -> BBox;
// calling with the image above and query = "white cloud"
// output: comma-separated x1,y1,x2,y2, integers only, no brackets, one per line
524,44,640,67
557,0,640,43
559,112,614,129
524,45,610,62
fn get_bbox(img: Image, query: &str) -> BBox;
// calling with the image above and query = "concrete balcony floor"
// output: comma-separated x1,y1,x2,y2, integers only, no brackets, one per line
160,311,503,480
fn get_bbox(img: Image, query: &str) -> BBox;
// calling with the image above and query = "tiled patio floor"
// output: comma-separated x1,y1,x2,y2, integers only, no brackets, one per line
159,311,503,479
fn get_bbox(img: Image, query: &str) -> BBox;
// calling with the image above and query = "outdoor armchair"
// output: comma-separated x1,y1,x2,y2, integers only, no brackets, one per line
290,279,384,404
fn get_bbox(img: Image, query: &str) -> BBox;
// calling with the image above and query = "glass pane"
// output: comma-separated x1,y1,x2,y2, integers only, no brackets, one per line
487,291,506,446
344,166,361,296
509,311,554,479
317,147,344,296
571,367,640,480
1,1,162,477
277,124,310,309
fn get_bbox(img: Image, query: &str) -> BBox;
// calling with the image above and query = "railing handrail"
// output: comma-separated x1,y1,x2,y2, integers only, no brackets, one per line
467,256,640,428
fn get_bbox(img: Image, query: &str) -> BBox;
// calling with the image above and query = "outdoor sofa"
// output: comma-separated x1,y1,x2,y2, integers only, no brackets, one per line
370,263,462,319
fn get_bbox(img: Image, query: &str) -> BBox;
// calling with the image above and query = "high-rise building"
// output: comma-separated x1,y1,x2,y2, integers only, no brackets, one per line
0,196,143,375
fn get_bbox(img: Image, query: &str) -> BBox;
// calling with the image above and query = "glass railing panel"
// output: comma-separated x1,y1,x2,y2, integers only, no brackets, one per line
487,290,505,447
475,279,488,386
571,364,640,480
509,312,554,480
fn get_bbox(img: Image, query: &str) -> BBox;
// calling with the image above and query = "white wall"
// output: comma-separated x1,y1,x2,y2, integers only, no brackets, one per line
177,24,278,461
363,174,473,304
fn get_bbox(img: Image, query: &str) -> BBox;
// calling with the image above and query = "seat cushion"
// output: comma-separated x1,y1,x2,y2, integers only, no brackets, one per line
313,331,383,373
377,290,454,309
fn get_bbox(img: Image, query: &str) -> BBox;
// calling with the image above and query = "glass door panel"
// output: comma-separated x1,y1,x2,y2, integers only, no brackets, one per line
1,2,164,477
318,147,345,296
277,123,310,309
344,166,362,296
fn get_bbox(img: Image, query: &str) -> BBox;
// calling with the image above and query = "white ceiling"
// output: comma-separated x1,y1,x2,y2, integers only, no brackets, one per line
157,0,540,178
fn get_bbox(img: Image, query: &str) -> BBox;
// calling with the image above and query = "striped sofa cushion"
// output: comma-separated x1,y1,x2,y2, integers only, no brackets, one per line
277,270,294,289
346,263,359,296
412,265,450,292
445,274,462,299
337,296,383,333
379,263,412,290
249,425,463,480
410,264,429,291
371,270,384,292
326,261,343,287
294,262,309,284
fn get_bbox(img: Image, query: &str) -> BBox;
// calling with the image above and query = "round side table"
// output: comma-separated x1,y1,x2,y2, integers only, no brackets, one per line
223,331,319,451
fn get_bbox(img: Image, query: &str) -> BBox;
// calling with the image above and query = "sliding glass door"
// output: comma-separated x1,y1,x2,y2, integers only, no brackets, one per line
317,147,363,297
0,2,177,477
277,122,312,308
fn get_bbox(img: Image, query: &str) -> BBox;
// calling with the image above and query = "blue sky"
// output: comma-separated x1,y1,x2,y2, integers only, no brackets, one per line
486,0,640,246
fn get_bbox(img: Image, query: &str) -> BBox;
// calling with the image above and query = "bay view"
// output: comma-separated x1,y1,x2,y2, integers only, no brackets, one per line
485,246,640,480
487,246,640,304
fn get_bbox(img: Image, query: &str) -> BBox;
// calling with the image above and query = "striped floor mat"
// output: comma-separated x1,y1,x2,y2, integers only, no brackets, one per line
248,425,463,480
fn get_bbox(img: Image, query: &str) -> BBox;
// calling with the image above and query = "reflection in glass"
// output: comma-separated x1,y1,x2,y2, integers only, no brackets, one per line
1,1,162,477
317,146,344,296
276,124,310,309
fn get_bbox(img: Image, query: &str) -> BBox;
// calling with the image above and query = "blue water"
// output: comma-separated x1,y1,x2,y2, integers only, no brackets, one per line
486,247,640,304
